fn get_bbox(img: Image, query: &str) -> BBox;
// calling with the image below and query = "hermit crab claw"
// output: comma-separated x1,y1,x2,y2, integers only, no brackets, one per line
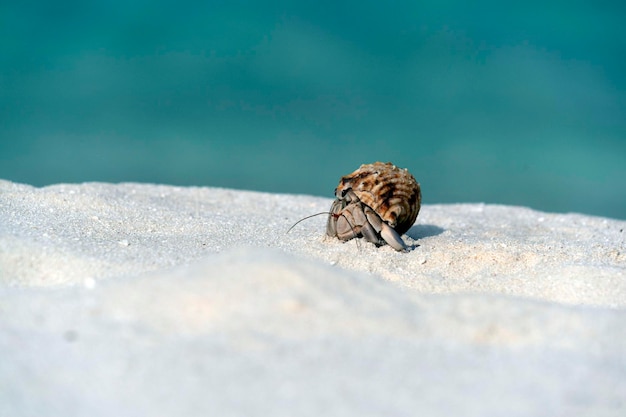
364,207,408,251
380,222,407,251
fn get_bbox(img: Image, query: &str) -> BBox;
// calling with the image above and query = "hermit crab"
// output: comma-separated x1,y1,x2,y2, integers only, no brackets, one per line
326,162,421,251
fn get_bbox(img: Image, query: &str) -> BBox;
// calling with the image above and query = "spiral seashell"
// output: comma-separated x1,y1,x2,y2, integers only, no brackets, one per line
334,162,421,236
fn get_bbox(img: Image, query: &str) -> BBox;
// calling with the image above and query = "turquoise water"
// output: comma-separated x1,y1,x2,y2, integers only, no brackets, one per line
1,1,625,219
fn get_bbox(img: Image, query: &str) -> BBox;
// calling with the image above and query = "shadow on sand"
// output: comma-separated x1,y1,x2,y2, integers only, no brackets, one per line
406,224,445,240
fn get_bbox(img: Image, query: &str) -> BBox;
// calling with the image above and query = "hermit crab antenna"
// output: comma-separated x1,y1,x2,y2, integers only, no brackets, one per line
286,212,331,234
287,211,361,250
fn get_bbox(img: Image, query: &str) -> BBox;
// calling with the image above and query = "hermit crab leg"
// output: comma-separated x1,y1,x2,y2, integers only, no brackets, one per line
363,207,383,233
326,199,342,237
360,218,381,245
380,222,407,251
361,206,384,244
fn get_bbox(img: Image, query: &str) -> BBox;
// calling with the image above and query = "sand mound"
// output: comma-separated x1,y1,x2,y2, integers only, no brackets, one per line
1,180,625,416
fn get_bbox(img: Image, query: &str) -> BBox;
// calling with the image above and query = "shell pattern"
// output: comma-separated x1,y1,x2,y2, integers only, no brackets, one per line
327,162,421,251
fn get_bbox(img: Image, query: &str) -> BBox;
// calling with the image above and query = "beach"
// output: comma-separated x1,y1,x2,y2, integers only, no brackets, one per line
1,180,625,416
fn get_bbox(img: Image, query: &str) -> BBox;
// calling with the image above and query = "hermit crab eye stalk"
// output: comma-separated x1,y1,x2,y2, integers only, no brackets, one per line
326,162,421,252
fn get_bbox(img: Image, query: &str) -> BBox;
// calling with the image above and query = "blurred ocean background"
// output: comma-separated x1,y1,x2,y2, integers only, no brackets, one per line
1,1,625,219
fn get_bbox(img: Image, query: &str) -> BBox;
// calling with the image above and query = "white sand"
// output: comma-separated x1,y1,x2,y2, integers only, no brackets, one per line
1,180,625,416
